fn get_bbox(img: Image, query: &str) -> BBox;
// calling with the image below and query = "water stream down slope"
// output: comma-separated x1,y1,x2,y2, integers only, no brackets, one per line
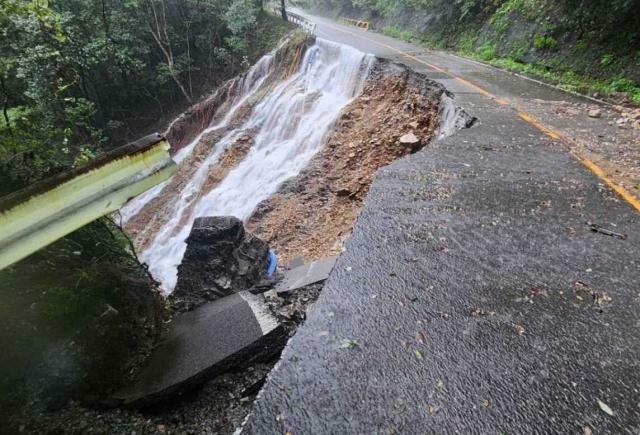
122,39,373,291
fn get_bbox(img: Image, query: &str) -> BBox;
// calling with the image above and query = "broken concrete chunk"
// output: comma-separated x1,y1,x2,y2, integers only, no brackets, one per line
276,256,338,294
111,291,285,407
399,131,420,144
173,216,269,310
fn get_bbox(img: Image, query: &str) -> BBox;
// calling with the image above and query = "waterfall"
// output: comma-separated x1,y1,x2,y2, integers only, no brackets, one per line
122,38,373,292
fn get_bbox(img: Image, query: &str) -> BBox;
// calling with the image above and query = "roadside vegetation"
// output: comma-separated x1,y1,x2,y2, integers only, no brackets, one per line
307,0,640,104
0,0,292,414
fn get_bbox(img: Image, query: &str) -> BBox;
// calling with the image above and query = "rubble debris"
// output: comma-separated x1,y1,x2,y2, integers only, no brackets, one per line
172,216,269,311
265,282,324,335
275,256,338,294
112,291,286,407
399,131,420,145
247,65,440,264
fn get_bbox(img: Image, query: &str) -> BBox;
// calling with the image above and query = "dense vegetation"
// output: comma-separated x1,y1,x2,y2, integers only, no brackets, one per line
307,0,640,102
0,0,291,413
0,0,290,194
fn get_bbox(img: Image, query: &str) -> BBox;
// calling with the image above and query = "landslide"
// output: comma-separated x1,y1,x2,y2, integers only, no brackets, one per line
124,33,313,251
246,61,443,263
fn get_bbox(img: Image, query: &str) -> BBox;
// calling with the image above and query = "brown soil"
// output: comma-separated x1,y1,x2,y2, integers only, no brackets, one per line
246,71,440,264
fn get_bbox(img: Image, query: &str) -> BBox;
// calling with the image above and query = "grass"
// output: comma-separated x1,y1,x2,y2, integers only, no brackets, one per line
487,57,640,103
380,25,640,104
382,25,419,42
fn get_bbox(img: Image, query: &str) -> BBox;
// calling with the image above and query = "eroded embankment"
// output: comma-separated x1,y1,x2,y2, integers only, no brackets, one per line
246,60,445,263
123,34,312,255
122,35,374,292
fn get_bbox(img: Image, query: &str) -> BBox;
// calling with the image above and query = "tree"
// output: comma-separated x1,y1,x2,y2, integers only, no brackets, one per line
143,0,193,103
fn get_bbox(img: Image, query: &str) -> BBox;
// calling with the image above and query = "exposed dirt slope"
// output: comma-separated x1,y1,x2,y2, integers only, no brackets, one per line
246,65,440,263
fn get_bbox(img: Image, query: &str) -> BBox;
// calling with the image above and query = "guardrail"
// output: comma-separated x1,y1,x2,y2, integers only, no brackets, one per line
287,11,316,34
0,133,177,270
339,17,370,31
270,5,316,34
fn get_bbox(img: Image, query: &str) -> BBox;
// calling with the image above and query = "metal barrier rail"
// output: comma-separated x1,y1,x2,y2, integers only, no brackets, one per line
339,17,370,30
287,11,317,34
270,5,316,34
0,133,177,270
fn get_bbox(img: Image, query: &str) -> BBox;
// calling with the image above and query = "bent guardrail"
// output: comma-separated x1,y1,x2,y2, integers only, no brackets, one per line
0,133,177,270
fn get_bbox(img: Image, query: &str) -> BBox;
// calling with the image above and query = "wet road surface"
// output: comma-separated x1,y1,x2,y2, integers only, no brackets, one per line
241,11,640,434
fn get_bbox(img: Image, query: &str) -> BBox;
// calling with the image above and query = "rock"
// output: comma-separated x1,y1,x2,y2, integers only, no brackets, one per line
588,108,602,118
112,291,285,407
172,216,269,311
399,131,420,145
336,188,352,197
630,109,640,120
409,121,419,129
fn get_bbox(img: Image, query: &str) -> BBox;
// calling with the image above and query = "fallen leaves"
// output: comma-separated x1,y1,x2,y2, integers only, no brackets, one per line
597,399,614,416
340,338,359,349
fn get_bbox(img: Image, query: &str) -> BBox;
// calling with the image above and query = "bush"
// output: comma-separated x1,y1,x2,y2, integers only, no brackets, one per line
476,42,496,61
533,35,557,51
382,25,417,42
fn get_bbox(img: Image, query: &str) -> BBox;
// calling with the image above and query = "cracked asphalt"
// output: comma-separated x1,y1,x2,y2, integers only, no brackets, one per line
241,10,640,434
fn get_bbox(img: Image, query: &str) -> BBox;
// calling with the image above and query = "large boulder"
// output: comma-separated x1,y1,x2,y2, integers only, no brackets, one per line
172,216,269,311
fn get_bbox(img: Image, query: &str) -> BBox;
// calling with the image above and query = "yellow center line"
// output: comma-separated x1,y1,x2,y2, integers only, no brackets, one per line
317,19,640,213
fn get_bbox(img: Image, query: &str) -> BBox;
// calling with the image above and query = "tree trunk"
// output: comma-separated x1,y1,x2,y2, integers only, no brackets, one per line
280,0,287,21
145,0,193,104
1,76,11,131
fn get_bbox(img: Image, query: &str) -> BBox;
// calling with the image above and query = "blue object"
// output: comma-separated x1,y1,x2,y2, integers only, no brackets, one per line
267,250,277,277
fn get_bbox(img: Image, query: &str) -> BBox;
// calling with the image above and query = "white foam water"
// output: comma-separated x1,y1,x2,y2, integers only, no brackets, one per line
125,39,373,292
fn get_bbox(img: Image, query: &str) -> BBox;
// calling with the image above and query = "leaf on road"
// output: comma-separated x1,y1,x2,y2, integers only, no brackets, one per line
340,338,359,349
597,399,614,416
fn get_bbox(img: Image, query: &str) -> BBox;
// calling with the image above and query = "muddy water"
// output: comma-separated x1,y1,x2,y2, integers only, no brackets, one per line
122,38,373,292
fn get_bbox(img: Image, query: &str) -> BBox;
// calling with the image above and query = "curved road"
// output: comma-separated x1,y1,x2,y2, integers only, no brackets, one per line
242,10,640,434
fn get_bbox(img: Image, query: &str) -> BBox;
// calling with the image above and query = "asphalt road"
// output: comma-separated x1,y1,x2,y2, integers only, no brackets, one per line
242,11,640,434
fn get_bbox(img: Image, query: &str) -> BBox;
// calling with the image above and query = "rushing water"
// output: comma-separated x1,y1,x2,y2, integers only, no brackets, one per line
122,39,373,292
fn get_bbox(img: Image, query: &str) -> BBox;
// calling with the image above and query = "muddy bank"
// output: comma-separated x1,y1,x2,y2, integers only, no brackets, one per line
247,60,443,263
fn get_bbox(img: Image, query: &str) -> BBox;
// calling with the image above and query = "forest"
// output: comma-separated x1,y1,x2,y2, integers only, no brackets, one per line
0,0,289,195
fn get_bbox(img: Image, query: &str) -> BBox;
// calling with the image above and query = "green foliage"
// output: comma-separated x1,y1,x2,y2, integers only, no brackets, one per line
0,0,292,195
382,25,418,42
491,57,640,103
225,0,258,35
600,54,615,67
476,42,496,60
533,35,557,51
457,32,477,54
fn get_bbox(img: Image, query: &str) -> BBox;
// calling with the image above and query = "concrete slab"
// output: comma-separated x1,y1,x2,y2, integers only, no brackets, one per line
286,256,305,270
275,256,338,294
112,291,285,407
